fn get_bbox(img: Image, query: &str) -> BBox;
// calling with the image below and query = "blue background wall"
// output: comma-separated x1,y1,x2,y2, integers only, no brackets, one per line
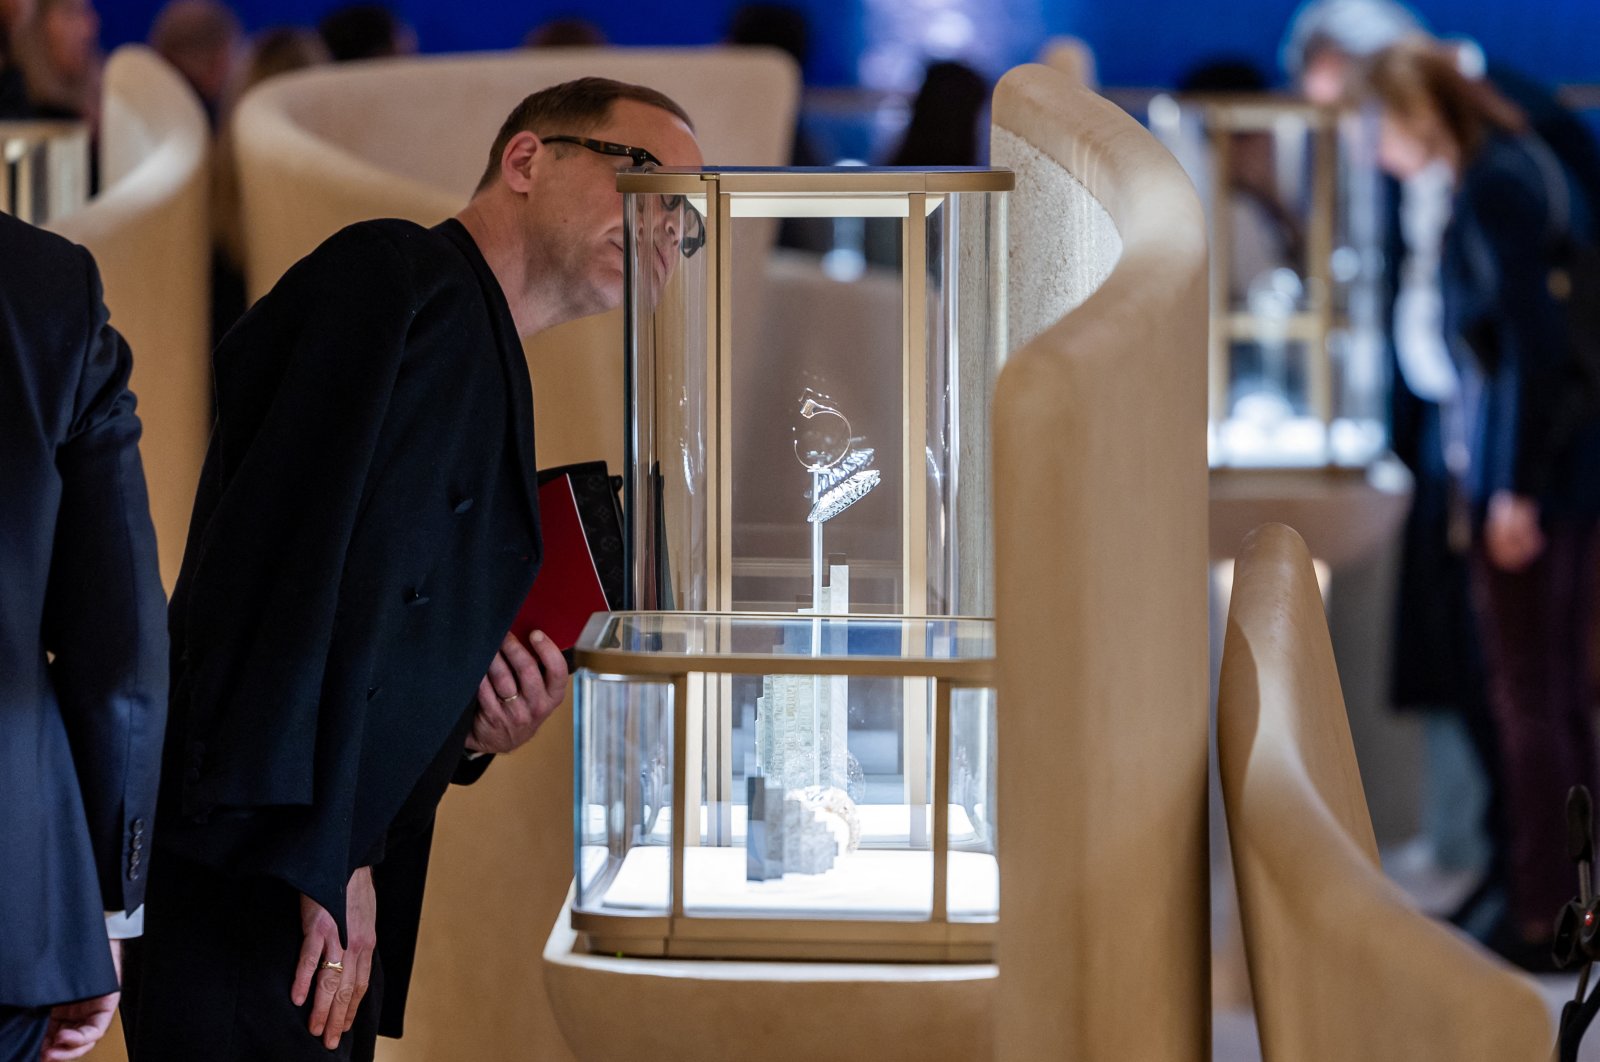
101,0,1599,90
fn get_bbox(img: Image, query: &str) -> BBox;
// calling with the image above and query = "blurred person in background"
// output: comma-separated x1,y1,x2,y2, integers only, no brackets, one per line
1288,0,1504,932
523,15,605,49
726,2,827,251
1284,0,1600,943
0,0,30,115
884,59,987,168
1178,58,1304,302
9,0,100,124
1364,39,1600,970
209,26,331,342
148,0,242,127
317,3,415,63
865,60,988,267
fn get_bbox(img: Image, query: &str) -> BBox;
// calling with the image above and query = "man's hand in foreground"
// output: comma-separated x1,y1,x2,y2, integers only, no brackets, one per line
468,629,569,755
39,939,121,1061
292,866,376,1051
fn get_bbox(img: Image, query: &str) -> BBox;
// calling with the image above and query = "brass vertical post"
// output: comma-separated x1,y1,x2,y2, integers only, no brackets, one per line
670,671,690,919
903,194,930,847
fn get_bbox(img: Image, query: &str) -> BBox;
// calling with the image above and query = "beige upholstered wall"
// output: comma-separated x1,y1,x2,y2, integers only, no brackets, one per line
222,48,798,1062
990,64,1211,1061
1218,523,1552,1061
49,45,210,594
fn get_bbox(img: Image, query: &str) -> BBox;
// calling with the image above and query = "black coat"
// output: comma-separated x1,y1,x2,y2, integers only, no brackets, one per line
0,213,168,1007
1442,133,1600,520
158,218,542,1033
1386,66,1600,710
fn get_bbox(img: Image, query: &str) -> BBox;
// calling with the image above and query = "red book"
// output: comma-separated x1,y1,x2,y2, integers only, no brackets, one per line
510,474,611,651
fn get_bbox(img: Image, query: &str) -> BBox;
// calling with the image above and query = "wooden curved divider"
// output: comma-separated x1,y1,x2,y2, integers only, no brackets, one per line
990,63,1212,1062
1219,523,1551,1061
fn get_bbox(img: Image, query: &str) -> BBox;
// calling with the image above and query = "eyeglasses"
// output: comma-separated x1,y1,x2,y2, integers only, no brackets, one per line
543,134,705,259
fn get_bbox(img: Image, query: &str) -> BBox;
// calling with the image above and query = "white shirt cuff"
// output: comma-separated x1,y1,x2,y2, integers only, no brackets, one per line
104,907,144,939
464,750,488,761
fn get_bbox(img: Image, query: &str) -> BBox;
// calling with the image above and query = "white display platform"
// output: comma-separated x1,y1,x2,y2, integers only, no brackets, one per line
583,844,999,919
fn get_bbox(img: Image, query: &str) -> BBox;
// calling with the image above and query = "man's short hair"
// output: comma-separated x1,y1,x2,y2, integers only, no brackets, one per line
475,77,694,193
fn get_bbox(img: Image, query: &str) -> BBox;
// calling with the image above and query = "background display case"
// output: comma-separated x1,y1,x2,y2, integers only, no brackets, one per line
1149,95,1387,469
619,165,1011,619
572,611,996,961
0,121,90,224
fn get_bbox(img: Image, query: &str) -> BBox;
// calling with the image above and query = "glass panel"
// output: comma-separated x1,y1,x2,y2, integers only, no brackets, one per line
579,611,994,663
573,671,673,916
948,686,998,922
729,206,905,614
681,671,933,919
624,187,710,611
623,171,1008,619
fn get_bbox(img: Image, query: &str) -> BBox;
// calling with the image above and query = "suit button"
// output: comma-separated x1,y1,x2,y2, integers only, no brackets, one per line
453,496,475,514
128,866,141,882
131,836,144,852
132,818,146,836
405,589,430,606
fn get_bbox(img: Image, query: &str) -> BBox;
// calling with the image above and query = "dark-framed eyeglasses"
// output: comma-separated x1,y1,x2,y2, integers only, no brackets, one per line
542,135,664,169
543,135,705,259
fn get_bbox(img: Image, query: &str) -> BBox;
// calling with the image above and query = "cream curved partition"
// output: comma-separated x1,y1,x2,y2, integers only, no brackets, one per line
49,45,209,594
223,48,798,1062
989,64,1211,1061
1218,523,1552,1061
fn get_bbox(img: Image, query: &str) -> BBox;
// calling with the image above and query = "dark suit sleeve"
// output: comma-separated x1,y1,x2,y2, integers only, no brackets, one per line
40,248,169,912
1467,161,1567,500
451,752,493,786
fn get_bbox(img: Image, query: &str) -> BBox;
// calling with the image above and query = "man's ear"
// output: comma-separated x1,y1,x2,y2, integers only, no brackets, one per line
500,131,542,194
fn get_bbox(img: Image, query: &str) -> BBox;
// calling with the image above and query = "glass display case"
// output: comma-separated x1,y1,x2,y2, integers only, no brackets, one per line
618,166,1011,620
1148,95,1387,469
0,121,89,224
572,611,996,961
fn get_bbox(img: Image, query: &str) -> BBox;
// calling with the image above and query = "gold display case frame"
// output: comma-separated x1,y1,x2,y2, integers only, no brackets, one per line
571,611,997,963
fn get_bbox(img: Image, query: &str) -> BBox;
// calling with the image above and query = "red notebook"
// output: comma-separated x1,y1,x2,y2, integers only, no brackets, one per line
509,475,611,651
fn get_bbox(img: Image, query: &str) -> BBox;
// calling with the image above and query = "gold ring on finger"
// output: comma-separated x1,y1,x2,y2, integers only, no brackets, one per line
320,959,345,972
498,693,521,703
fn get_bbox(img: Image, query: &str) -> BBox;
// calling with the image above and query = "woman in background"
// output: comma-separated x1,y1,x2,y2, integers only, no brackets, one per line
1365,38,1600,968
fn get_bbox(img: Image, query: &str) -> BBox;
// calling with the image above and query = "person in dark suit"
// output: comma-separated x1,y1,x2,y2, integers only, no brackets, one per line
0,213,168,1061
1367,40,1600,967
124,77,703,1061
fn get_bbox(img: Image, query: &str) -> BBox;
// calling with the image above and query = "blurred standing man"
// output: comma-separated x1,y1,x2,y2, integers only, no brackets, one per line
126,78,702,1061
0,213,168,1061
147,0,241,127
